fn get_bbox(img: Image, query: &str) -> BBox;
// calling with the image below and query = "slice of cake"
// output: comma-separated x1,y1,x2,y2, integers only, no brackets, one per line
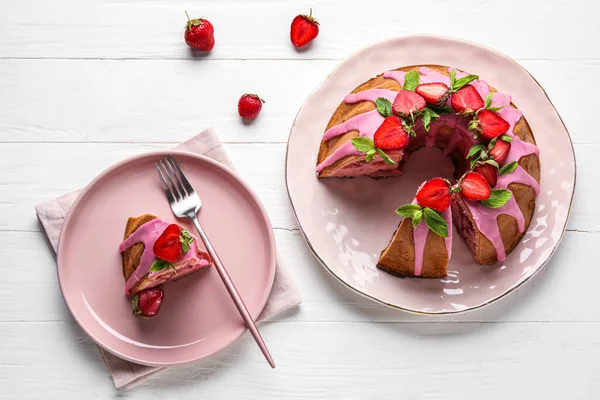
119,214,212,317
378,178,453,278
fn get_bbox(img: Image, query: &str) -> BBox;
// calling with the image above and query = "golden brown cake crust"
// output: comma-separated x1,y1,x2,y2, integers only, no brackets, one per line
121,214,162,296
317,64,540,272
377,218,449,278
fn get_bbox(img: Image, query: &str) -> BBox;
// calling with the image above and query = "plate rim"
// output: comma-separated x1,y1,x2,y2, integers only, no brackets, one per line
285,34,577,315
57,149,277,366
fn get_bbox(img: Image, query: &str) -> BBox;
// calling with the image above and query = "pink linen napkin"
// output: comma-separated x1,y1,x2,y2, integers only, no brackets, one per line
35,128,302,389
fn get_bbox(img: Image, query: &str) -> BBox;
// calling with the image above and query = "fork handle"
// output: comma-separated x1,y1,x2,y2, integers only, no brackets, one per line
189,216,275,368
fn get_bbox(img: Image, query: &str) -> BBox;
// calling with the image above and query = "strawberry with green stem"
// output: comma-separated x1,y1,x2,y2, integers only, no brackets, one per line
395,178,452,238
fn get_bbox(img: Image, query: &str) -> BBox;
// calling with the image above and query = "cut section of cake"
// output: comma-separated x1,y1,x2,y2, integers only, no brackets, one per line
378,178,453,278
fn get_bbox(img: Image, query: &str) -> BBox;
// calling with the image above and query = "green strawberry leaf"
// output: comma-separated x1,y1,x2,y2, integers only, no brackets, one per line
375,97,393,117
403,70,420,92
487,105,504,112
376,148,396,165
488,137,498,150
351,137,376,153
401,120,416,137
486,159,500,169
500,134,513,142
450,185,462,194
412,209,423,227
395,203,422,218
467,144,485,159
452,74,479,91
423,207,449,238
131,295,139,314
450,69,456,88
484,93,493,109
421,108,432,131
481,189,512,208
150,258,173,273
499,161,518,175
180,229,194,253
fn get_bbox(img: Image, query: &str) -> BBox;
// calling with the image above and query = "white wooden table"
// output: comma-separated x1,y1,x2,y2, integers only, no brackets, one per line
1,1,598,398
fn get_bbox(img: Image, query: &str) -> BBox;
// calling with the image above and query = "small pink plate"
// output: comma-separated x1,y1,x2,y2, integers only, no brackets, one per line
57,150,276,366
286,35,576,314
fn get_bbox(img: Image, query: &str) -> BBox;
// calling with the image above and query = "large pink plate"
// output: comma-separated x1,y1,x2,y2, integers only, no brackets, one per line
286,35,576,314
57,150,276,366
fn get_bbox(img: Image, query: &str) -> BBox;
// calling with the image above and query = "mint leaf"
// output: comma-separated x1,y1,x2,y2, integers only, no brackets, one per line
412,209,423,227
467,144,485,158
423,207,449,238
427,107,440,118
500,134,513,142
499,161,518,175
365,151,375,163
450,69,456,88
403,70,420,92
481,189,512,208
351,137,376,153
486,159,500,169
395,204,422,218
376,148,396,165
432,105,453,114
484,93,493,109
375,97,393,117
488,105,504,112
452,74,479,91
488,137,498,149
150,258,173,273
421,108,432,131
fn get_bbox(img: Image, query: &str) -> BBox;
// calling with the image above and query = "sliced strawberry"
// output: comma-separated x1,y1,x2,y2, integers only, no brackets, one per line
490,139,511,164
461,172,491,200
474,163,498,187
416,178,451,212
153,224,184,262
392,90,426,116
373,116,409,150
451,85,484,114
133,288,164,318
415,82,449,106
477,110,510,140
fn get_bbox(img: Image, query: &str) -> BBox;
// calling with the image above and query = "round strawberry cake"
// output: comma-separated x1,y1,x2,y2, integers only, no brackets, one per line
316,65,540,278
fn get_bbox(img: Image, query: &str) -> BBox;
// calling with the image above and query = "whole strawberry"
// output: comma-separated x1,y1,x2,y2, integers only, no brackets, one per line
290,9,319,48
238,94,264,120
132,288,164,318
184,11,215,51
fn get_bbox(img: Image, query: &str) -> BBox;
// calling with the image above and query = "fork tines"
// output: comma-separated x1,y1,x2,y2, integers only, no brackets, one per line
155,156,194,202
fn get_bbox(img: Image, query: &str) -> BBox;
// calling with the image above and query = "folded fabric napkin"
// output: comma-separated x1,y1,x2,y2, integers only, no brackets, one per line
35,128,302,389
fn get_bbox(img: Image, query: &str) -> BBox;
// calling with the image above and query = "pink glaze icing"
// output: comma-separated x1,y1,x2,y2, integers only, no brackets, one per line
317,66,540,264
497,165,540,196
412,194,452,276
345,89,397,104
465,194,524,262
119,218,210,295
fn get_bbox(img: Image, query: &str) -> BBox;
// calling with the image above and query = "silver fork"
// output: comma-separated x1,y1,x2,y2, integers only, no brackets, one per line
155,155,275,368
